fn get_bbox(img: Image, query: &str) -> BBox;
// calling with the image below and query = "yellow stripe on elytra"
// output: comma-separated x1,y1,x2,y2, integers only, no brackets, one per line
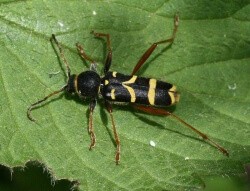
169,92,175,104
148,79,157,105
168,85,179,104
122,84,136,102
169,85,176,92
122,75,137,103
111,89,116,100
123,75,137,84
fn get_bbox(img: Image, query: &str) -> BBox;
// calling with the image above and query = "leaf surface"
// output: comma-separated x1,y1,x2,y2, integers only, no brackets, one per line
0,1,249,190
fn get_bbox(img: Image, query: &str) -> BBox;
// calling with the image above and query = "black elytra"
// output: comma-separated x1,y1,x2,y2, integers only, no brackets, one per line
27,15,229,165
101,71,179,106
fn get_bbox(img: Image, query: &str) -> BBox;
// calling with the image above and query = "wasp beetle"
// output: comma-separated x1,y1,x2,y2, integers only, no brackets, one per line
27,15,228,164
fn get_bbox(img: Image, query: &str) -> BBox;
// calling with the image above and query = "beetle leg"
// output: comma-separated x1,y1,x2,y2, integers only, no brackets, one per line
88,99,97,150
92,31,112,74
132,14,179,75
132,105,229,157
105,101,120,164
76,42,97,71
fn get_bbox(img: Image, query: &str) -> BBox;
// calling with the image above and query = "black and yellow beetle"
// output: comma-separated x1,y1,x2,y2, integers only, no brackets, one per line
27,15,228,164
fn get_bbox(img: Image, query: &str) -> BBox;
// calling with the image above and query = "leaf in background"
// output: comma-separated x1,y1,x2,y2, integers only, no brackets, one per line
0,0,249,190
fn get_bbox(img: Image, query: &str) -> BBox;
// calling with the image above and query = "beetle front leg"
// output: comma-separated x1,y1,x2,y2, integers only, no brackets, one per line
76,42,97,72
91,31,112,74
88,99,97,150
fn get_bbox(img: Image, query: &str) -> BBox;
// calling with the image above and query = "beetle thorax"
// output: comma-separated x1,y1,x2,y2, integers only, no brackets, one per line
67,71,101,98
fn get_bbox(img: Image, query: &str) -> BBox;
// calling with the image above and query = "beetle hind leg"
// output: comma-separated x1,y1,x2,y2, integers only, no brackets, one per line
131,14,179,75
132,105,229,157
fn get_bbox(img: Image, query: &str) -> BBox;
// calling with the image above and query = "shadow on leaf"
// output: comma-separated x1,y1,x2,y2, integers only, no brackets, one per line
0,161,79,191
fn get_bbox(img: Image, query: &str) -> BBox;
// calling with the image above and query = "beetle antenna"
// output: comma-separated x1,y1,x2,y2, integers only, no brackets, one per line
27,85,67,122
51,34,71,79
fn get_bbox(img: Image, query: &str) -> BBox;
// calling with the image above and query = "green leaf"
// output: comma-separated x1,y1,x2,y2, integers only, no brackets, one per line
0,0,249,190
